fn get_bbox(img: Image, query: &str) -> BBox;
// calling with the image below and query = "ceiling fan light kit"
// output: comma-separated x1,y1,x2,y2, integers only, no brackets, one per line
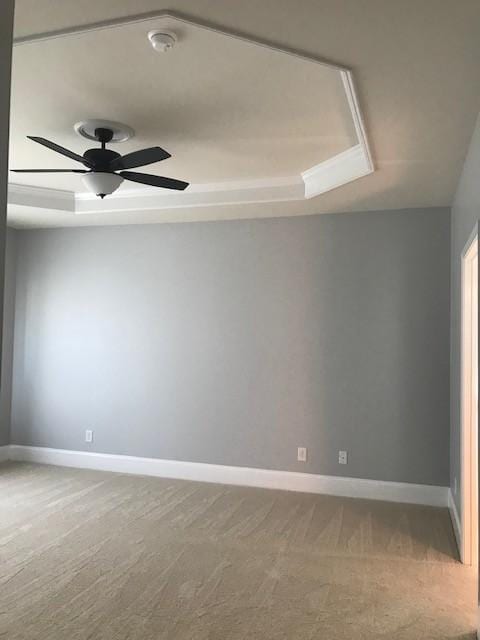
11,122,189,198
82,172,123,199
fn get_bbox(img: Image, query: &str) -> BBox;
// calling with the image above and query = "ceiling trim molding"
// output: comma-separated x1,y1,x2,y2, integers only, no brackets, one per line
302,144,372,199
74,177,305,214
10,11,374,220
8,135,373,215
7,183,75,212
75,176,303,202
13,10,348,71
341,71,373,173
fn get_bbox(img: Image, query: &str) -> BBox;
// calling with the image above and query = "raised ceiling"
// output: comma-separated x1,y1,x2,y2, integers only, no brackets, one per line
10,17,358,188
8,12,372,225
9,0,480,228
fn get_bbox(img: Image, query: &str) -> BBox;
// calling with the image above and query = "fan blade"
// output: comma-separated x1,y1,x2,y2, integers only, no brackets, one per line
11,169,87,173
110,146,171,171
120,171,188,190
27,136,92,167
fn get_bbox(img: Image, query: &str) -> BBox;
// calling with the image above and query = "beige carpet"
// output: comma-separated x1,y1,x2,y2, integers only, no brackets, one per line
0,462,476,639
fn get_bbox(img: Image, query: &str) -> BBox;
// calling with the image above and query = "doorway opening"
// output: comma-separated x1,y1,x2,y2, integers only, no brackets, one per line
461,232,478,567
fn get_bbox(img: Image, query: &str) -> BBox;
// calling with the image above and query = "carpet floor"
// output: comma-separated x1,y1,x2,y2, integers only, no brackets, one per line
0,462,476,639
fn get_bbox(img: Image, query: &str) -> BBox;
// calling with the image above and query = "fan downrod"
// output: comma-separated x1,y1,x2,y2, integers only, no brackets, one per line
95,127,114,149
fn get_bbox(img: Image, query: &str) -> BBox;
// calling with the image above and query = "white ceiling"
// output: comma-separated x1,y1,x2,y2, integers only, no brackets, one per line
9,0,480,228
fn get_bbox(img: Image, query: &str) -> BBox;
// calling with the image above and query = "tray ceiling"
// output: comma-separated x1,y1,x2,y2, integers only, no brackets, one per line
8,11,373,226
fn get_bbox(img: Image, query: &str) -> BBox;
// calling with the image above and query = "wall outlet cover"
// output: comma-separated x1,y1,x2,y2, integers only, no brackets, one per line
297,447,307,462
338,450,348,465
85,430,93,443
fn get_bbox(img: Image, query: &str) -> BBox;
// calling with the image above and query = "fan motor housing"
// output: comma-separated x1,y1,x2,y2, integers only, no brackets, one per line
83,148,120,170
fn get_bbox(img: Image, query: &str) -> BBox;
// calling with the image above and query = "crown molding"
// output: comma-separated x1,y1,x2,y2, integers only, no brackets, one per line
8,136,373,215
8,182,75,212
300,69,374,200
75,175,302,201
341,70,373,174
302,144,373,199
74,176,305,214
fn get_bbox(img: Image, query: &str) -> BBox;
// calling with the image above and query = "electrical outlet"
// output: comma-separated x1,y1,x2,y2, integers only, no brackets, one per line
338,450,348,465
85,429,93,443
297,447,307,462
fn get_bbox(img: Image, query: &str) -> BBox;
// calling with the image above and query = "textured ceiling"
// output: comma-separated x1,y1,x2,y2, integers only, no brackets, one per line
9,0,480,228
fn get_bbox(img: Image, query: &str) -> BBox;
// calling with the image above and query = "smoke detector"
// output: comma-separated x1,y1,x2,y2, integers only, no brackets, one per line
148,31,177,53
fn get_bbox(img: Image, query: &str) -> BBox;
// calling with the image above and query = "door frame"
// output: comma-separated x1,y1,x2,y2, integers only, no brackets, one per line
460,229,478,566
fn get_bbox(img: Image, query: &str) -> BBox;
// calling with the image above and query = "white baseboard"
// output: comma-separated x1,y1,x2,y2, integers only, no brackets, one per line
6,445,449,507
0,445,10,462
448,488,462,558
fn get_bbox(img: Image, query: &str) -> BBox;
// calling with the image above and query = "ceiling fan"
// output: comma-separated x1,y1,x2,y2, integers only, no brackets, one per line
11,126,189,198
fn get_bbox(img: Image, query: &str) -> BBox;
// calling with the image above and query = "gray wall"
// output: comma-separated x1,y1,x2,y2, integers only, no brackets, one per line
450,112,480,513
10,208,451,485
0,230,17,445
0,2,14,445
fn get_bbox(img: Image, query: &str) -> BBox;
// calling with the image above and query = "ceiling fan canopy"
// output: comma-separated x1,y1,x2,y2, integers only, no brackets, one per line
11,126,189,198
